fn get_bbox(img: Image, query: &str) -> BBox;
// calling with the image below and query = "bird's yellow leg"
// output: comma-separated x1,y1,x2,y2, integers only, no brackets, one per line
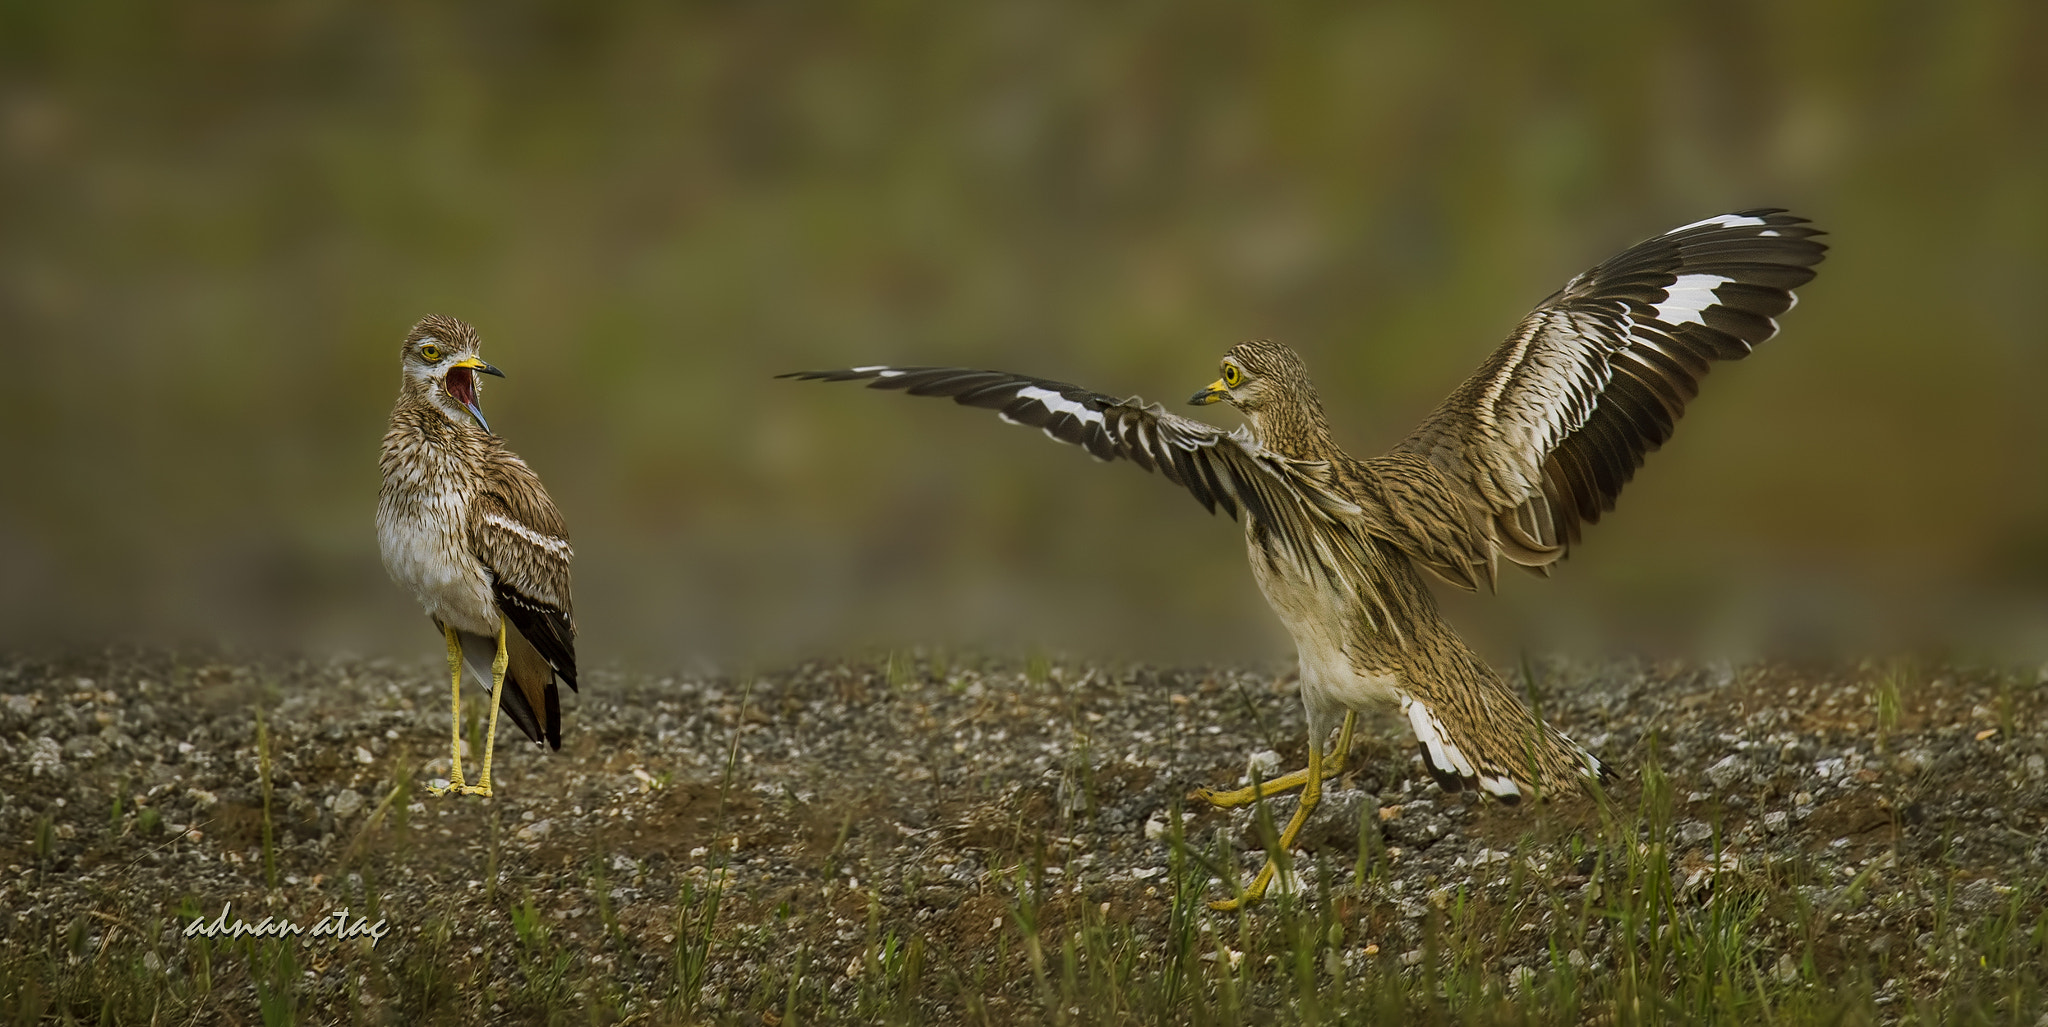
1210,736,1325,912
427,626,467,795
462,620,508,797
1192,711,1354,809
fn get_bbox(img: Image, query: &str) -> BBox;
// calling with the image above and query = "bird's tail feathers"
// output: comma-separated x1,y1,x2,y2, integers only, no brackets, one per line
459,625,562,749
1402,693,1607,804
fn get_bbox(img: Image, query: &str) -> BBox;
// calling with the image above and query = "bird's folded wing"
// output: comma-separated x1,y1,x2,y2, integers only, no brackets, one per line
469,452,578,689
782,366,1400,633
1392,209,1826,572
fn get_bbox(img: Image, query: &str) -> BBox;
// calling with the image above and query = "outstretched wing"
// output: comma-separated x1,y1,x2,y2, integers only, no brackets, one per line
1394,209,1826,571
783,365,1403,633
470,451,578,692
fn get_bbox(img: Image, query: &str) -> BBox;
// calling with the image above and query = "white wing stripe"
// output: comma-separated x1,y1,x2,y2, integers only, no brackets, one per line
1403,695,1475,779
1666,213,1766,234
1014,385,1107,430
1479,774,1522,798
1652,273,1733,327
482,512,573,557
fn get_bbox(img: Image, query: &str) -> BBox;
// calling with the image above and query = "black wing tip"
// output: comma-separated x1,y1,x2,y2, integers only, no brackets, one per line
545,678,563,749
777,368,887,382
1670,208,1829,245
495,679,547,747
1417,742,1470,793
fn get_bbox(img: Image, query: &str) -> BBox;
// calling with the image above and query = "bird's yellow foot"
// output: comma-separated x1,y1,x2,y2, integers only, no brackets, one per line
1202,717,1341,910
1208,860,1282,911
425,773,467,796
1190,767,1319,809
1192,711,1355,810
458,781,494,797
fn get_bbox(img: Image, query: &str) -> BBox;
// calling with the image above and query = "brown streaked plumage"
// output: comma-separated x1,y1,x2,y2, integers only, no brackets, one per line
785,209,1826,907
378,314,577,797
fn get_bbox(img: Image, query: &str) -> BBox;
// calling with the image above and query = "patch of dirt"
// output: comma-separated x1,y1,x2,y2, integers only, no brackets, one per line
2,649,2045,1022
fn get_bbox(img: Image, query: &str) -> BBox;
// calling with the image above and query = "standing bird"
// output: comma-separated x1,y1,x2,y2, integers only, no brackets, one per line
378,315,578,797
786,210,1824,907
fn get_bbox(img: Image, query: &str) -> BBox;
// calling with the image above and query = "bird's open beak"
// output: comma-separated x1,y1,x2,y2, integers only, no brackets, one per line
446,357,503,433
1189,379,1229,406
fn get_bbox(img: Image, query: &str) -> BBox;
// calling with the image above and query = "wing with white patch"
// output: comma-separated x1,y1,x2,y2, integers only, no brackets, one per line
1401,695,1525,802
783,365,1402,631
1395,209,1826,569
1399,693,1608,801
470,451,578,690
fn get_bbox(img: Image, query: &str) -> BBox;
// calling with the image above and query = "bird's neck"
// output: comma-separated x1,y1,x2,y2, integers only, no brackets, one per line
1248,388,1339,460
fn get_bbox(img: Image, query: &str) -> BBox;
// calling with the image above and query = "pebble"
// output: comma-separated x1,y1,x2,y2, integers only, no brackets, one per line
1243,749,1283,783
1705,753,1746,789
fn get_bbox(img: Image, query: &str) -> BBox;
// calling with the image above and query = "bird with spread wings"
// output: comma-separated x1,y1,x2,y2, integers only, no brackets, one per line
788,210,1824,908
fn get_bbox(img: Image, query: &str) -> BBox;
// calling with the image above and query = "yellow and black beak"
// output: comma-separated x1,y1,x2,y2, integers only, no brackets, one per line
449,356,505,379
1189,378,1229,406
445,357,504,433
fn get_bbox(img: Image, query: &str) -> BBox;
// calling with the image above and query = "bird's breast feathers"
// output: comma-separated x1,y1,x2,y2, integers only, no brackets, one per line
377,483,498,636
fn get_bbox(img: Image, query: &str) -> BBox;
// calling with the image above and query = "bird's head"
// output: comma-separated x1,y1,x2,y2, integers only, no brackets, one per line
1189,339,1316,416
400,315,503,433
1189,340,1332,452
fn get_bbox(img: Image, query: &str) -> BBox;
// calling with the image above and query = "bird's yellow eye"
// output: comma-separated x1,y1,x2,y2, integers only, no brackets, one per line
1222,364,1242,387
419,342,442,362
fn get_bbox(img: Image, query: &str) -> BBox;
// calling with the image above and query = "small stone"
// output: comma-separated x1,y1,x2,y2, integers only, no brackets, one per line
516,818,552,841
354,746,375,765
25,737,63,777
1143,810,1190,841
1705,754,1746,789
1775,952,1799,982
1243,749,1283,783
1763,810,1790,833
329,789,363,817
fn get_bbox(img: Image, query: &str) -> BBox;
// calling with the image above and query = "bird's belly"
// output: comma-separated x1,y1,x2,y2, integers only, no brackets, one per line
378,492,497,637
1246,534,1402,713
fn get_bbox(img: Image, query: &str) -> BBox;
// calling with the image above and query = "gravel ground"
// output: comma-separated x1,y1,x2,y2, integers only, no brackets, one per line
3,648,2046,1023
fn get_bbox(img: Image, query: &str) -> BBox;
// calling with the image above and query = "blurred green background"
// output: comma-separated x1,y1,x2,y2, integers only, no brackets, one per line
2,1,2045,671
